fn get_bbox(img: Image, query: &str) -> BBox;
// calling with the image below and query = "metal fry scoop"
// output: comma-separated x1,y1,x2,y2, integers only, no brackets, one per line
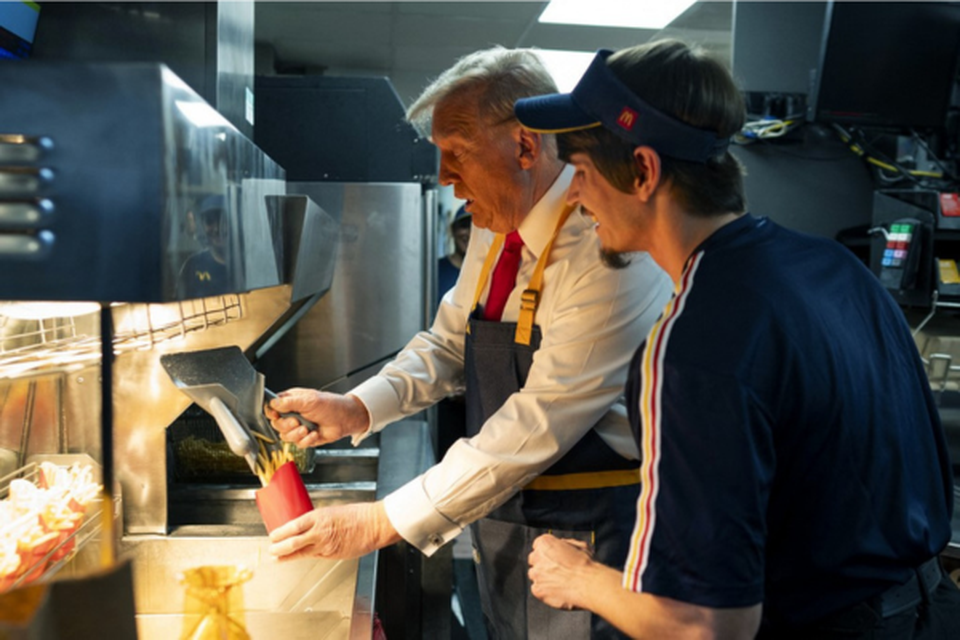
160,346,266,475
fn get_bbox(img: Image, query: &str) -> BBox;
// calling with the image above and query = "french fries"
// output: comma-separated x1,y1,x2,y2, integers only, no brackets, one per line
0,462,101,591
251,431,296,486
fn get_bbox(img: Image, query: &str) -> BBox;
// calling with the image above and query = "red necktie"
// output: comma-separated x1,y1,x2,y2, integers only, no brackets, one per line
483,230,524,321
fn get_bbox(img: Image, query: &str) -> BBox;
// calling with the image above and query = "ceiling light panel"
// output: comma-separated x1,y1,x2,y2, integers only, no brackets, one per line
535,49,595,92
539,0,697,30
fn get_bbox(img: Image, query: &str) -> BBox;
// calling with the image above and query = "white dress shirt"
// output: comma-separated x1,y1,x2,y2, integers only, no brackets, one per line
349,165,674,555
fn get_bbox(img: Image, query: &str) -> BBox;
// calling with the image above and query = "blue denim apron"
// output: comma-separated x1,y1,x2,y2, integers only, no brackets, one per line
464,206,638,639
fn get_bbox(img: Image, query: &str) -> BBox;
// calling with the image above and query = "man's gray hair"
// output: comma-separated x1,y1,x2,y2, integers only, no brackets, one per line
406,46,558,137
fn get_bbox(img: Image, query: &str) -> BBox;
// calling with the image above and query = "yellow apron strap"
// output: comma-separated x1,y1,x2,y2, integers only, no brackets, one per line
467,203,577,344
524,468,641,491
515,204,576,346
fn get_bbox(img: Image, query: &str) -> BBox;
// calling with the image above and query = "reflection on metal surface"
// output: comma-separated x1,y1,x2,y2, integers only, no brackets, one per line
175,100,233,128
0,297,244,380
260,183,429,392
178,564,253,640
0,62,285,302
122,530,368,640
0,167,53,197
0,200,54,228
167,484,375,528
0,233,52,259
214,1,255,136
269,195,339,304
0,135,53,164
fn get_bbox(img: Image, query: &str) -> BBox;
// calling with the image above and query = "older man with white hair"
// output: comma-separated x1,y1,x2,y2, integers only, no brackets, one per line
266,46,672,639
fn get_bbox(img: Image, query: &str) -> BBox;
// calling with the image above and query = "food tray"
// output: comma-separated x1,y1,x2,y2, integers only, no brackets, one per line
0,456,108,592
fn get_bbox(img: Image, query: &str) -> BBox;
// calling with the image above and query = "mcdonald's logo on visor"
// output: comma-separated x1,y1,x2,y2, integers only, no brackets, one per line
617,107,638,131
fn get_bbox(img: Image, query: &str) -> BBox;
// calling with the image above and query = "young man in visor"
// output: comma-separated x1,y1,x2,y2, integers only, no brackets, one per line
517,39,960,639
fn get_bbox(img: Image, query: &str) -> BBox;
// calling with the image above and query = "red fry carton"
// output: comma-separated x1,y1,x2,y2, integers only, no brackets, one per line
255,461,313,533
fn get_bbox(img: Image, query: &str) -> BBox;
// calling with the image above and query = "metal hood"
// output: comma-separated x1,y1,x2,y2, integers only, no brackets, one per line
0,62,288,303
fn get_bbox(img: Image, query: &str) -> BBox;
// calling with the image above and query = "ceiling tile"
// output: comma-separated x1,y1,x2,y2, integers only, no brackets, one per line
255,0,733,88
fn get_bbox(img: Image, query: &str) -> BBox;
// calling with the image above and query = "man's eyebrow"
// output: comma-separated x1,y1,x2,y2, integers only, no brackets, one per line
432,114,476,140
433,130,476,152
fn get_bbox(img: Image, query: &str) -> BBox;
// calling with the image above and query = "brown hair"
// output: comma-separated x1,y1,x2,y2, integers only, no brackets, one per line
557,39,747,217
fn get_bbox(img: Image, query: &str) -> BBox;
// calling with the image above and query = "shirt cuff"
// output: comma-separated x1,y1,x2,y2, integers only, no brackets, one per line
348,376,406,446
383,475,464,557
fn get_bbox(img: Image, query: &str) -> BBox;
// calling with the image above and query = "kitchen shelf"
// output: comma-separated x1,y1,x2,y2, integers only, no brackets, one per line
912,290,960,337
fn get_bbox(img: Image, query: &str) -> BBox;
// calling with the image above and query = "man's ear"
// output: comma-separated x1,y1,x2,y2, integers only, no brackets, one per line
633,146,662,201
517,127,541,169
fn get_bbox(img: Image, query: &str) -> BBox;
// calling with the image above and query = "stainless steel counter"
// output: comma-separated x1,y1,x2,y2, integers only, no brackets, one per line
123,531,376,640
119,445,381,640
117,421,435,639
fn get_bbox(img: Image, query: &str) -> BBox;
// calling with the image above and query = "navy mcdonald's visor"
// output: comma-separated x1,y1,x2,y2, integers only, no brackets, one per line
515,49,730,163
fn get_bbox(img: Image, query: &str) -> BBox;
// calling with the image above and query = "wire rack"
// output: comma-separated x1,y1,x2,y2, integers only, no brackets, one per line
0,295,243,380
0,460,113,593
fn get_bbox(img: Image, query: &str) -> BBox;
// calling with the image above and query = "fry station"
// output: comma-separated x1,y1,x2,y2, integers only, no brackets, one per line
0,3,439,639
